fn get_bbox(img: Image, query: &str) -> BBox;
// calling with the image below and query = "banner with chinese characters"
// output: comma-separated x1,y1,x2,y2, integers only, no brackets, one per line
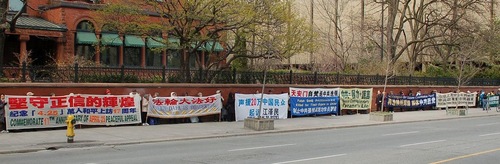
148,94,222,118
435,92,477,108
234,93,288,121
289,87,340,97
339,88,373,110
5,94,141,130
487,96,499,107
289,87,339,116
386,95,436,108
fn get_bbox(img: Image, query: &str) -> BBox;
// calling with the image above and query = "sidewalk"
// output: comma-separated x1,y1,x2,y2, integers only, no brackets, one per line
0,108,499,154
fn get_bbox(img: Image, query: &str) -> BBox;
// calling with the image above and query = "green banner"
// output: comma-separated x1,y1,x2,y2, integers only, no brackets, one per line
488,96,499,107
339,88,372,110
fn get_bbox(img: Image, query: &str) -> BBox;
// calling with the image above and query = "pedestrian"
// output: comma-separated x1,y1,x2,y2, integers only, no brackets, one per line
106,89,111,95
376,90,383,111
0,94,7,133
408,89,413,96
399,90,404,96
141,94,149,126
415,90,422,96
480,90,487,110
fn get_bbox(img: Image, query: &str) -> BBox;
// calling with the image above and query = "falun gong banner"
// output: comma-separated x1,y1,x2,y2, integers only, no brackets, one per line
386,95,436,108
148,94,222,118
339,88,373,110
5,94,142,130
289,87,340,116
234,93,288,121
436,92,477,108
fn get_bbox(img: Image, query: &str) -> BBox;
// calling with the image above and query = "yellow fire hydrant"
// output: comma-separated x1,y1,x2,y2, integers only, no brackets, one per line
66,115,76,143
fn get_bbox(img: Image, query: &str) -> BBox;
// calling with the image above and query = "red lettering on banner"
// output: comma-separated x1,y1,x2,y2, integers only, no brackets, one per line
50,96,68,108
86,96,103,107
120,97,135,107
29,97,49,109
192,98,203,104
204,97,216,103
179,98,190,104
103,96,118,107
290,90,297,96
89,115,100,123
69,95,86,107
165,98,178,105
297,91,302,97
251,98,257,106
8,97,28,110
153,98,163,105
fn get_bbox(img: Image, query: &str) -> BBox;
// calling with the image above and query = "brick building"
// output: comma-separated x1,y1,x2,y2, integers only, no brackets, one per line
3,0,223,69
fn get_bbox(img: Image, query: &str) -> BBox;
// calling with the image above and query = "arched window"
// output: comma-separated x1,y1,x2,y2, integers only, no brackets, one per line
75,20,97,62
76,21,95,32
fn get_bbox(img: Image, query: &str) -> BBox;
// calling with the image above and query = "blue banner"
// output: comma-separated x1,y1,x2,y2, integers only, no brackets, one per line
386,94,436,108
290,97,339,116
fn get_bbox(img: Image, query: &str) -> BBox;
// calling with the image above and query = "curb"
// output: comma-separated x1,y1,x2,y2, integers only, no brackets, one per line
2,113,499,154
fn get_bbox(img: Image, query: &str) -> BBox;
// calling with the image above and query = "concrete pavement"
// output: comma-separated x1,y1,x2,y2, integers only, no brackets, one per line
0,108,499,154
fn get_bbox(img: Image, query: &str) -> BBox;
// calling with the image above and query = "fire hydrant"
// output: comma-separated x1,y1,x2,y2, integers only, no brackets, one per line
66,115,76,143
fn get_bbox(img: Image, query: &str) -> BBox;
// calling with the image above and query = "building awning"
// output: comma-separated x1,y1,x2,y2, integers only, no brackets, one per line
147,37,165,48
7,15,67,32
167,38,180,49
125,35,145,47
191,41,224,52
205,41,224,52
76,32,98,45
101,33,122,46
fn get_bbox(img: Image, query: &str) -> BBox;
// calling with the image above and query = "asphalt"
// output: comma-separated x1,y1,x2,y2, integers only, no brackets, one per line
0,108,499,154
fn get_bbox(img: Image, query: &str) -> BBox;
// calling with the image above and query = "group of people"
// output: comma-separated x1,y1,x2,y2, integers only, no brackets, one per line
478,89,500,111
375,89,424,112
376,88,500,112
134,90,238,126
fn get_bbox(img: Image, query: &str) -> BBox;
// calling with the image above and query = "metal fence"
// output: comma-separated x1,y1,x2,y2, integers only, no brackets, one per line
0,63,499,86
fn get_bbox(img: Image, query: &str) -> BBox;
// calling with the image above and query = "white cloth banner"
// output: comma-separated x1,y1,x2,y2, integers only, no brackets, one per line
289,87,340,97
436,92,477,108
148,94,222,118
235,93,289,121
5,94,142,130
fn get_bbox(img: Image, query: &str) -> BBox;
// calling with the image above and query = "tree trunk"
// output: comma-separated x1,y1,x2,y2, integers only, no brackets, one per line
385,0,399,76
0,0,8,77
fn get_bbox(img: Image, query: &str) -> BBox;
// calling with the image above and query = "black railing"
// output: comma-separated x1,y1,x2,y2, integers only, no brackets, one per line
0,62,499,86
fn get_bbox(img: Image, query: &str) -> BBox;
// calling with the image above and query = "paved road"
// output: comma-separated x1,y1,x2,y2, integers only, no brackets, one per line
1,115,499,164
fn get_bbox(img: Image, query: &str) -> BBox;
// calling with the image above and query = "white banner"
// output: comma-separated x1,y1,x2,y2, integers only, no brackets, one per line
339,88,373,110
148,94,222,118
234,93,289,121
436,92,477,108
5,94,142,130
289,87,340,97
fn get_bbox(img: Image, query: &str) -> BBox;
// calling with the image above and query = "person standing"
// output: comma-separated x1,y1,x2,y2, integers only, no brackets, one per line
388,91,395,113
376,90,383,111
141,94,149,126
480,90,487,110
0,94,7,133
